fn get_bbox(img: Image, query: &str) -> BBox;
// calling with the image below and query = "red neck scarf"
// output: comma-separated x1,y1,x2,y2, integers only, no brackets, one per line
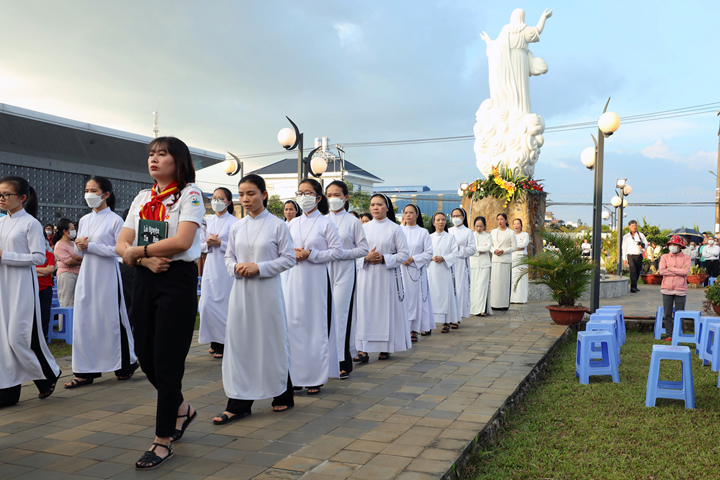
139,182,178,221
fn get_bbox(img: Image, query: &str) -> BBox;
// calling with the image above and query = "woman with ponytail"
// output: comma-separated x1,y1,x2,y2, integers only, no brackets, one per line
354,194,411,362
199,187,238,358
0,176,62,408
63,176,138,390
284,178,343,394
325,180,368,379
116,137,206,469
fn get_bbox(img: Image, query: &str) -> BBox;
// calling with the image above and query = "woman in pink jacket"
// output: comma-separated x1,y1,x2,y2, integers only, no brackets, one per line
658,235,691,341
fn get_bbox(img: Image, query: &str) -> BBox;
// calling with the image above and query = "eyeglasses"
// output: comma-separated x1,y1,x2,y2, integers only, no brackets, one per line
295,191,317,198
0,193,20,200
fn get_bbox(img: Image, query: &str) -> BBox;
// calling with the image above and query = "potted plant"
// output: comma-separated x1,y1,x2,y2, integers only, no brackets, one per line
705,282,720,316
687,265,709,286
515,231,595,325
640,262,663,285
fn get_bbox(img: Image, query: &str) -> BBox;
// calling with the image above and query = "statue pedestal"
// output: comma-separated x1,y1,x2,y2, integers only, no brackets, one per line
461,192,547,256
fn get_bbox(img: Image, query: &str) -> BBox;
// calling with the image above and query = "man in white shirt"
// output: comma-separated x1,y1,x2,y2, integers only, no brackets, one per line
703,238,720,282
581,239,591,257
622,220,648,293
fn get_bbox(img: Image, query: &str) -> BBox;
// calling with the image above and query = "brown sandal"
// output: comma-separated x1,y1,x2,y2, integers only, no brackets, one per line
441,324,450,333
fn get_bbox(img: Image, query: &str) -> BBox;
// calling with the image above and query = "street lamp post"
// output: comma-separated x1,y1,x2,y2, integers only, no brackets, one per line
612,182,631,275
223,152,245,216
278,117,306,184
580,98,621,313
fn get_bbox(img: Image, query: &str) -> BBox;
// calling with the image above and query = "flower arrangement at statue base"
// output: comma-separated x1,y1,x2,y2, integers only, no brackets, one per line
460,167,546,257
463,165,544,207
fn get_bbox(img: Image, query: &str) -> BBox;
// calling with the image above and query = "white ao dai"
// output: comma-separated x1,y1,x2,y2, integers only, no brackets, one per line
401,225,434,333
428,231,461,325
449,225,476,320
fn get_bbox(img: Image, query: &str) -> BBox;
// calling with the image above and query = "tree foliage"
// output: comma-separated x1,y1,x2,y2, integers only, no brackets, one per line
267,194,284,219
347,182,371,213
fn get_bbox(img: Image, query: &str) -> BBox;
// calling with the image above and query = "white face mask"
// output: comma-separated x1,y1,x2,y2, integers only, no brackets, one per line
710,240,715,245
669,245,680,254
45,230,53,236
84,192,104,209
328,198,345,212
68,230,77,239
211,200,227,213
452,217,463,227
297,195,318,212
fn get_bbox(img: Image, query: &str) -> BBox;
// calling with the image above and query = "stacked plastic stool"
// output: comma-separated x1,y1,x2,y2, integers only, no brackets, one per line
698,319,720,368
654,306,666,340
598,306,626,345
47,306,73,345
709,277,717,286
645,345,695,409
585,319,621,366
575,331,620,385
671,310,701,347
710,323,720,373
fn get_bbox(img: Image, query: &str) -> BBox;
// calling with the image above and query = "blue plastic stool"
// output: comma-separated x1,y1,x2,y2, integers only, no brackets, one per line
710,324,720,373
47,307,73,345
645,345,695,409
575,331,620,384
709,277,717,286
700,321,720,367
599,306,626,345
696,316,715,359
654,306,666,340
590,313,622,349
585,320,621,365
671,311,701,347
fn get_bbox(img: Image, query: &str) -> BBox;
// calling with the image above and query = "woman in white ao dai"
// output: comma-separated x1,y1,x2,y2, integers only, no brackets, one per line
470,216,492,316
427,212,461,334
400,205,434,340
510,218,529,304
449,208,476,324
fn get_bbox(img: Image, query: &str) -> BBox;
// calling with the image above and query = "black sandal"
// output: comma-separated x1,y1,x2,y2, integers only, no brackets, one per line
213,353,223,359
441,324,450,333
378,352,391,360
39,377,60,399
450,323,459,329
273,405,293,412
340,370,349,380
64,378,93,390
135,442,173,470
213,412,249,425
307,386,322,395
171,405,197,442
116,362,139,381
411,332,418,342
421,331,432,336
353,352,369,364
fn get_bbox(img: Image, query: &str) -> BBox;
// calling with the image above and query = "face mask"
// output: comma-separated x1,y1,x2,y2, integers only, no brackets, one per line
328,198,345,212
68,230,77,239
710,240,715,245
211,200,227,213
297,195,318,212
669,245,680,254
452,217,463,227
45,230,53,236
84,192,104,209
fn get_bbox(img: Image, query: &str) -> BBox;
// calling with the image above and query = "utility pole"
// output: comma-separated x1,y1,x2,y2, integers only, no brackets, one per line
153,111,159,138
716,111,720,236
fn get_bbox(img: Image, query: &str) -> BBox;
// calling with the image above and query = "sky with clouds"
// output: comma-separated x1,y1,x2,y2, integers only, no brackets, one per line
1,0,718,230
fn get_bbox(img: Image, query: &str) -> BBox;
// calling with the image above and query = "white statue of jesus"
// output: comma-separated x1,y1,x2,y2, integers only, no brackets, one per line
473,8,552,178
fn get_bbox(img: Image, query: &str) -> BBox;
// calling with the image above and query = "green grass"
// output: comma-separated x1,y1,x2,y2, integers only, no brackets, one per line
464,330,720,479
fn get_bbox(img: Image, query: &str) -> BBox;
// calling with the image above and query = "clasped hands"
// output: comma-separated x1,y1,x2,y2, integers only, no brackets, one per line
122,242,171,274
294,248,311,262
75,236,90,251
494,249,504,256
365,247,384,265
206,234,221,248
431,255,445,264
234,263,259,277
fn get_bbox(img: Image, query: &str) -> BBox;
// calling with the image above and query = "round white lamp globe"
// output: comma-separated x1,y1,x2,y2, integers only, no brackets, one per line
623,185,632,196
310,156,327,176
602,211,610,220
580,147,596,169
598,112,621,135
277,128,296,148
623,199,628,208
611,196,622,207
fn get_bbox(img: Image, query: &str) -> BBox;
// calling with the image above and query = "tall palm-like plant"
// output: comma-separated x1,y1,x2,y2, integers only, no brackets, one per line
515,231,596,307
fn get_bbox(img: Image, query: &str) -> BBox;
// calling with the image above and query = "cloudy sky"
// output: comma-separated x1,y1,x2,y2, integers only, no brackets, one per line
1,0,718,230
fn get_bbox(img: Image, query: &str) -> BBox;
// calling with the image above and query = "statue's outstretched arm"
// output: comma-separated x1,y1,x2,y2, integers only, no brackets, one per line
537,8,553,33
480,31,492,44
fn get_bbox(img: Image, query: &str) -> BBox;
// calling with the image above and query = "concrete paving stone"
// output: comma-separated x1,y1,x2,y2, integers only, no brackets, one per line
175,457,230,475
366,454,412,470
348,463,400,480
0,463,33,479
75,431,127,446
405,426,443,438
103,436,148,451
351,411,391,422
276,432,322,446
344,440,387,454
272,456,324,472
309,460,362,478
324,409,357,419
8,468,67,480
377,398,411,407
329,449,375,464
155,472,207,480
291,444,344,461
383,415,419,426
247,429,288,441
0,422,37,434
405,458,450,475
394,434,436,447
325,427,365,439
258,442,306,456
418,447,459,461
73,460,132,478
379,443,424,458
252,468,305,479
212,425,259,438
394,470,444,480
242,452,288,467
225,438,271,452
294,422,340,436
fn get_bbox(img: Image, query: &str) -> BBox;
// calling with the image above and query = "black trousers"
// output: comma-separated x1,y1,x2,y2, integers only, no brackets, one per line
210,342,224,355
132,261,198,438
226,375,294,415
628,254,643,290
662,294,687,338
338,272,356,374
119,263,135,327
38,287,53,343
76,272,136,380
707,260,720,278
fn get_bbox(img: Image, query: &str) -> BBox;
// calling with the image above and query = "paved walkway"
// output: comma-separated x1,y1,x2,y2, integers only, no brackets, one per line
0,285,707,479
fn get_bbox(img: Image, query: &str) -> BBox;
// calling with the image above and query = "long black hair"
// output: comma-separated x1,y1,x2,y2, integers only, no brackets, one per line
214,187,235,214
88,176,116,212
359,213,372,223
299,178,329,215
497,212,508,226
429,212,448,234
403,204,424,228
0,176,38,218
238,174,268,207
451,207,468,228
370,193,396,223
284,199,302,220
513,218,523,229
473,215,486,231
52,218,73,245
326,180,350,211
